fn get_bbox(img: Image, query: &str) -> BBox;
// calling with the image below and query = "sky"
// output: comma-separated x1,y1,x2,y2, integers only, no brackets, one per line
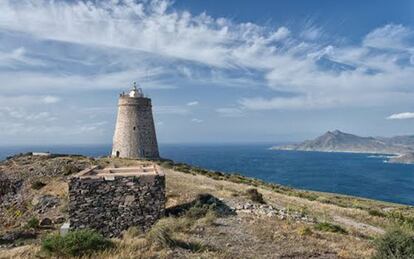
0,0,414,145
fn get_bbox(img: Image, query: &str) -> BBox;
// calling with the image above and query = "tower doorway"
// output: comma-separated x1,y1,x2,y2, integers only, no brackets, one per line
116,151,120,157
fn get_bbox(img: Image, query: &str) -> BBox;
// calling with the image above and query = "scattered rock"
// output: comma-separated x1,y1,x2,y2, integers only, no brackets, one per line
40,218,53,226
0,175,22,199
0,230,36,246
53,217,66,224
229,200,316,223
32,195,60,213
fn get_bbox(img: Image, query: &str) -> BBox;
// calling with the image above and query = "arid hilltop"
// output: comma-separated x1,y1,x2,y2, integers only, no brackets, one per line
1,154,414,258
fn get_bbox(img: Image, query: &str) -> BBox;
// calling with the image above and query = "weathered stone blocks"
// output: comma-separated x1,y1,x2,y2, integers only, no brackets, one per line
68,165,165,237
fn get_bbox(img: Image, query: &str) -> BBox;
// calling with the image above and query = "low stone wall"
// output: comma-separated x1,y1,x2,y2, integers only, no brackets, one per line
68,172,165,237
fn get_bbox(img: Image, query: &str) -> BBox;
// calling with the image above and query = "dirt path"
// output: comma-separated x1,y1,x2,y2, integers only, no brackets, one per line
333,215,385,234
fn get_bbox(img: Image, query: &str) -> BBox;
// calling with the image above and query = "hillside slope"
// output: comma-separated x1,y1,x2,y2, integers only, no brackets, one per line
1,154,414,258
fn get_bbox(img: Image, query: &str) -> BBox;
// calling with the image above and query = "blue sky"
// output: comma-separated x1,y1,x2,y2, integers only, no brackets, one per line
0,0,413,145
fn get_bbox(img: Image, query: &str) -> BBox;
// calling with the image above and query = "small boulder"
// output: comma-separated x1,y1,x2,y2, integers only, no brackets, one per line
32,195,60,213
53,217,66,224
0,230,36,245
40,217,53,226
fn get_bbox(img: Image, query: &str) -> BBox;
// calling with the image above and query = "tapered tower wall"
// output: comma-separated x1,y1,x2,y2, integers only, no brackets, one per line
112,94,159,159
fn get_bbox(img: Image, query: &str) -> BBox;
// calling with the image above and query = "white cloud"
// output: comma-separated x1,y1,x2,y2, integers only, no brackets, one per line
191,118,203,123
42,96,60,104
0,0,412,113
187,101,199,106
0,69,173,93
387,112,414,120
216,108,244,117
0,47,45,67
363,24,413,50
0,95,61,106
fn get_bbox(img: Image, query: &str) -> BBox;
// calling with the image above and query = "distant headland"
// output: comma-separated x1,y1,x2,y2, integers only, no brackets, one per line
271,130,414,164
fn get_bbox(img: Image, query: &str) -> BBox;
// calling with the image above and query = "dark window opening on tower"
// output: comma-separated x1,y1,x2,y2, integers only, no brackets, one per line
133,126,136,131
116,151,120,157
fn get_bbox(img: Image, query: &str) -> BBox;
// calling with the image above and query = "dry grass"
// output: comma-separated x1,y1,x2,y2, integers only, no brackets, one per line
3,156,414,258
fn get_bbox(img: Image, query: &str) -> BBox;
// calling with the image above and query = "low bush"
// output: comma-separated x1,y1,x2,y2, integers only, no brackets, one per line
62,164,79,176
199,210,217,226
368,209,386,218
186,206,210,219
160,161,173,169
26,217,39,229
245,188,266,204
147,221,176,249
387,211,414,230
41,229,113,256
31,180,46,190
314,222,347,234
298,226,313,236
147,219,208,252
373,228,414,259
297,192,319,201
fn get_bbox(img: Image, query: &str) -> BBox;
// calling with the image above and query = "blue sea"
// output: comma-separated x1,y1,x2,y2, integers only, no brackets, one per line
1,144,414,206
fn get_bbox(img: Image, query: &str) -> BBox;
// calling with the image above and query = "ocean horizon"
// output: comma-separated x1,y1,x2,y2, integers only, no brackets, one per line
1,143,414,206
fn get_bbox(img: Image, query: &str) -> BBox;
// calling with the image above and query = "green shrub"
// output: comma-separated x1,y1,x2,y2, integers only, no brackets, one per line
314,222,347,234
26,217,39,229
297,192,319,201
245,188,266,204
160,161,173,169
373,228,414,259
62,164,79,176
369,209,386,217
41,229,112,256
186,206,209,219
387,211,414,230
298,226,313,236
31,180,46,190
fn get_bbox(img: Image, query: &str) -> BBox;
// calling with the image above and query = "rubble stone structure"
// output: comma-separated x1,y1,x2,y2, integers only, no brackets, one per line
112,83,159,159
68,164,165,237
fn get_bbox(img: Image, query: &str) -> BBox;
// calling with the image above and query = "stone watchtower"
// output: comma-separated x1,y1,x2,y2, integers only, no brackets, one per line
112,83,159,159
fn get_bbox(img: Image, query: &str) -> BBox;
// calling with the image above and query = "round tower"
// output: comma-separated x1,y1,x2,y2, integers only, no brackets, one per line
112,83,159,159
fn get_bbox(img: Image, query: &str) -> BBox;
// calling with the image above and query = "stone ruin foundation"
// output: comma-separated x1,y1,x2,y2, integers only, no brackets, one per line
68,163,165,237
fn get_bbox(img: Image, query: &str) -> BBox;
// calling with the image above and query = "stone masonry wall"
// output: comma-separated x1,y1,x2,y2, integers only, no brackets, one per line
68,174,165,237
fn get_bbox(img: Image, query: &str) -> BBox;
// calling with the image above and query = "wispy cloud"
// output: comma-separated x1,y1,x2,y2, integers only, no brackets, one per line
387,112,414,120
216,108,244,117
0,95,61,106
187,101,199,106
191,118,203,123
1,0,412,111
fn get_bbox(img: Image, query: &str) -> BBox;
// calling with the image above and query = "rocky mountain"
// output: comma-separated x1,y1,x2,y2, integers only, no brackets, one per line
271,130,414,155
